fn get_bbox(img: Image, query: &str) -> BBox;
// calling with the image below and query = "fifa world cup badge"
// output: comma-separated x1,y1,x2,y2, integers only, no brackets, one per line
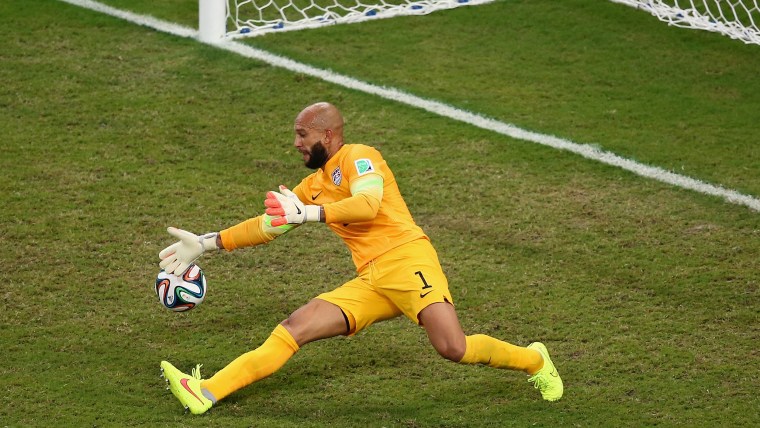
354,159,375,176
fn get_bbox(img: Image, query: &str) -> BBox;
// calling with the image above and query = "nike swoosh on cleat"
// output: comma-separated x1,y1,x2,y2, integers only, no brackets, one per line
550,370,559,377
180,378,205,404
420,290,433,298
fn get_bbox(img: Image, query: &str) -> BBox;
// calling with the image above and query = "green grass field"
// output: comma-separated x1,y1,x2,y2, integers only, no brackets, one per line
2,0,759,426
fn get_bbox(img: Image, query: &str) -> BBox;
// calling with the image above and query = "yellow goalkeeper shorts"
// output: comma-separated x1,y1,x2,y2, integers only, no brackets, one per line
317,238,454,335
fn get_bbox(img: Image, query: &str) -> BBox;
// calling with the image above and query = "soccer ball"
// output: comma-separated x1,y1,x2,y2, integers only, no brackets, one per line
155,264,207,312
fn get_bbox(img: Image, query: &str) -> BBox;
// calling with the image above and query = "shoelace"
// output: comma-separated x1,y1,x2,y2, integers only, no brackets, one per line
528,372,547,390
191,364,203,380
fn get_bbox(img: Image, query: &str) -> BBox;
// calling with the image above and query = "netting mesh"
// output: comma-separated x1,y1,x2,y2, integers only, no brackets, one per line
226,0,495,37
610,0,760,45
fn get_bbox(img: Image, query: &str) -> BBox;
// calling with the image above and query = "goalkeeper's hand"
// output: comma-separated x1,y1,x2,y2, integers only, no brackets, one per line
264,185,321,227
158,227,219,275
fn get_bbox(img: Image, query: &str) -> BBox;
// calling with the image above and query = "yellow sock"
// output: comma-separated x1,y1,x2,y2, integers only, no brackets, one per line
458,334,543,374
202,324,299,401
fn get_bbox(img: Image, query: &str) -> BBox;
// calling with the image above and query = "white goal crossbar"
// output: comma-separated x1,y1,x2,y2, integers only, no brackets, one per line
199,0,495,41
609,0,760,46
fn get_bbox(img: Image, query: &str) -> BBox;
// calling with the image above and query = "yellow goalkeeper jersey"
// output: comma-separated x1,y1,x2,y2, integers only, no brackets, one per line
291,144,427,270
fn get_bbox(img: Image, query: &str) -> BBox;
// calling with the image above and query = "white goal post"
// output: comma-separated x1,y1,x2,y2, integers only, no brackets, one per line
609,0,760,46
199,0,495,41
200,0,760,45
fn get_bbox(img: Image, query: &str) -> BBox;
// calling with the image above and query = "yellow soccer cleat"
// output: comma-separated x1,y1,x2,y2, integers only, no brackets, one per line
527,342,563,402
160,361,213,415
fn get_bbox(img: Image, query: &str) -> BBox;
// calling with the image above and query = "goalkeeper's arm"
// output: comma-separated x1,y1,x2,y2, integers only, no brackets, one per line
265,174,384,226
224,172,382,250
158,215,295,275
322,174,384,224
219,214,296,250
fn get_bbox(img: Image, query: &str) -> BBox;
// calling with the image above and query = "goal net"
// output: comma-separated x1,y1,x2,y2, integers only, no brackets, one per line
200,0,496,40
609,0,760,46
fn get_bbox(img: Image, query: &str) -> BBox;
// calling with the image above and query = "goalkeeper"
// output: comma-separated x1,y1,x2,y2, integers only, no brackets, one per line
158,102,563,415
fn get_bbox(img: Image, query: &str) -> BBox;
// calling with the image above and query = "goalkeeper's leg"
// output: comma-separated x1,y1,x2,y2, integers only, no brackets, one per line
200,299,348,403
419,302,562,401
420,302,542,372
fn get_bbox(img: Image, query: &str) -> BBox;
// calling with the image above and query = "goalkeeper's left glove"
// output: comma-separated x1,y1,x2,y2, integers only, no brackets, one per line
264,185,321,226
158,227,219,275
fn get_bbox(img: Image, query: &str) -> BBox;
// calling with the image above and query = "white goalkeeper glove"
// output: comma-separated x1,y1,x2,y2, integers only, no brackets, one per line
264,185,321,227
158,227,218,275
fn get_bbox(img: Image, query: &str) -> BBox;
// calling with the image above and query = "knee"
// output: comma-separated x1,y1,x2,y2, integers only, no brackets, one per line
434,339,466,362
280,314,308,345
280,316,295,331
279,299,347,347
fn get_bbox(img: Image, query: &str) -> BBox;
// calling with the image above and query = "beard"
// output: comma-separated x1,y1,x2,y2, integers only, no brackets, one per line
305,140,329,169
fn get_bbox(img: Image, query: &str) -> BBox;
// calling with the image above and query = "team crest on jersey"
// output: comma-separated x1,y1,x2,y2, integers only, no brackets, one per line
331,167,342,186
354,159,375,176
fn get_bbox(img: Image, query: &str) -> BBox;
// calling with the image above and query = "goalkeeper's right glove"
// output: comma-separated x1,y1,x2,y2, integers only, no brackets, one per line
158,227,218,275
264,185,321,226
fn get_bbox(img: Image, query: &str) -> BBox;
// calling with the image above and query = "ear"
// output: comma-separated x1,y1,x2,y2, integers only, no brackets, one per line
324,128,333,145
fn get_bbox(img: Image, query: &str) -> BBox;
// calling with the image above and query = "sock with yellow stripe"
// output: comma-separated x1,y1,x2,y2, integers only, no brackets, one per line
458,334,543,375
201,324,300,401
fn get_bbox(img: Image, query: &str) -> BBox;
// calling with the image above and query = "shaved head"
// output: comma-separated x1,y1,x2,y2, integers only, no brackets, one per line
292,102,345,169
295,102,344,135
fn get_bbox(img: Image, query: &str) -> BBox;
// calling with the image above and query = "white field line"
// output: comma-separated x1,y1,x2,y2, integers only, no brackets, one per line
58,0,760,212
